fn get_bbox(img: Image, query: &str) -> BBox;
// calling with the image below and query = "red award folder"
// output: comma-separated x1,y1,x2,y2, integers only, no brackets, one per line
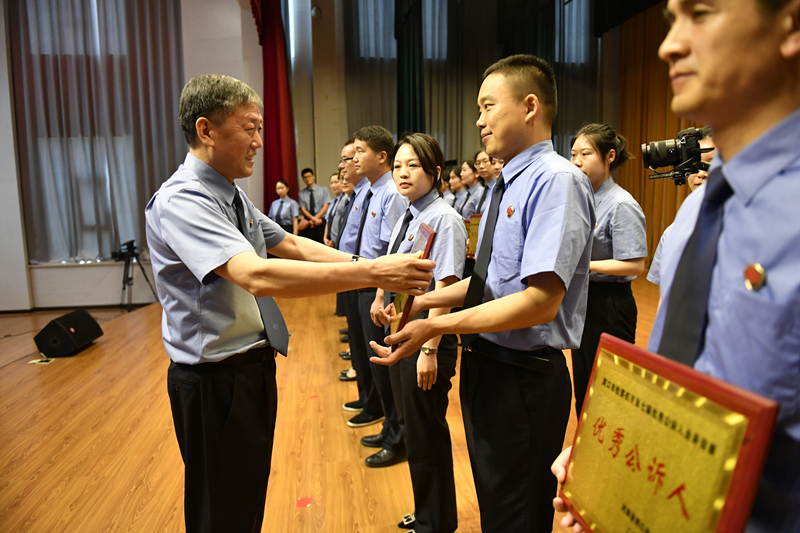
390,223,436,352
559,334,778,533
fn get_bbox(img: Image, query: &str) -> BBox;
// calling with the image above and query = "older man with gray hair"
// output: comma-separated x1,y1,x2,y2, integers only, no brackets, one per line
145,74,434,533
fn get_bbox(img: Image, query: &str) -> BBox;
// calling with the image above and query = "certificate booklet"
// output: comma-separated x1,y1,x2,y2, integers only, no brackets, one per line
390,223,436,352
560,334,778,533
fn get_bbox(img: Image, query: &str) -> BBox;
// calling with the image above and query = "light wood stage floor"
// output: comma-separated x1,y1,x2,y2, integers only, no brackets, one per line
0,278,659,532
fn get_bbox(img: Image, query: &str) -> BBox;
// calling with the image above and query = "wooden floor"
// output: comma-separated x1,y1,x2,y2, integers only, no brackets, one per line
0,278,659,532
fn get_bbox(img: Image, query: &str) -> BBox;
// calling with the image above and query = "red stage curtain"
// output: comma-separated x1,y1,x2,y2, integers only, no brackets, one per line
250,0,299,207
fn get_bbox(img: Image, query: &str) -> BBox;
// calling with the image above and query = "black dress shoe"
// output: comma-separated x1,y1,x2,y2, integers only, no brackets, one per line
360,433,385,448
339,373,356,382
347,411,384,427
365,448,407,468
340,335,349,343
343,399,363,412
339,328,349,335
341,352,351,360
339,351,350,357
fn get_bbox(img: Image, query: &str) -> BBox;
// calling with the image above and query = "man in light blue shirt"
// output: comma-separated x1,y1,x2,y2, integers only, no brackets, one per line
374,56,595,532
145,75,434,533
554,0,800,531
349,125,408,468
297,167,330,244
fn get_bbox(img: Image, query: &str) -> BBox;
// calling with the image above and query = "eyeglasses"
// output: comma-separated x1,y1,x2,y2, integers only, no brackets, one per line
339,157,354,164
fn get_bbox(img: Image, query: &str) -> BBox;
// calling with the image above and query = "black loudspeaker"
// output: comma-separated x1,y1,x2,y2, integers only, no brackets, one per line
34,309,104,358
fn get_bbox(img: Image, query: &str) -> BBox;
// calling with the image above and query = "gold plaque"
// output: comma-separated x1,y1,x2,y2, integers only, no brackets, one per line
561,335,778,533
467,214,482,257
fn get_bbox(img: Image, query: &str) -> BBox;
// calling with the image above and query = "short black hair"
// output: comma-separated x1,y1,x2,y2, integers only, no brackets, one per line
179,74,263,147
483,54,558,125
277,179,289,188
301,168,315,176
353,126,395,161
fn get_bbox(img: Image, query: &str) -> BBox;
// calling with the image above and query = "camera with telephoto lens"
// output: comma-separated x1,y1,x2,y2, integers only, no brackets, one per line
641,127,713,186
111,240,138,261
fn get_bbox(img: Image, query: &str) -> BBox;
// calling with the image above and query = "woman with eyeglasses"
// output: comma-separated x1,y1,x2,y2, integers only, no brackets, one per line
370,133,467,533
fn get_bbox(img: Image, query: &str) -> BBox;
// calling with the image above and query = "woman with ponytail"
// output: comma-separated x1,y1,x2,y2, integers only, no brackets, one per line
569,123,647,415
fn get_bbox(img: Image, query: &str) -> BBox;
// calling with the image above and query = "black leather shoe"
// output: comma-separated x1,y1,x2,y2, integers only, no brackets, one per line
340,335,349,343
339,351,350,357
340,369,351,376
343,399,363,412
339,328,349,335
365,448,407,468
339,372,356,382
347,411,384,427
341,352,351,360
360,433,385,448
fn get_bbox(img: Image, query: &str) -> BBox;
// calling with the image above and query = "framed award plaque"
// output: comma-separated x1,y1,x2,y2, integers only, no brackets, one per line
390,223,436,352
559,334,778,533
466,214,482,259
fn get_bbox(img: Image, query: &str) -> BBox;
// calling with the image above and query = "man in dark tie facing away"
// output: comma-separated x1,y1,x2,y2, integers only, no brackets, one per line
553,0,800,531
372,55,595,532
145,74,434,533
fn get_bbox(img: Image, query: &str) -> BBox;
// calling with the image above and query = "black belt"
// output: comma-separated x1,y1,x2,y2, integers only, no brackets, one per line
464,337,560,372
357,287,377,293
215,345,276,365
588,280,632,293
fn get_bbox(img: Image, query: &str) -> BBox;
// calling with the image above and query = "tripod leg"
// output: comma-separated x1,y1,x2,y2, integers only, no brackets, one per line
137,259,158,300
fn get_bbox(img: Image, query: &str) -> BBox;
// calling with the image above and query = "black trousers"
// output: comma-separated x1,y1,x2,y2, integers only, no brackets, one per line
300,222,325,244
572,281,637,415
460,348,571,533
167,357,277,533
335,291,345,316
357,289,403,451
390,334,459,533
343,290,382,415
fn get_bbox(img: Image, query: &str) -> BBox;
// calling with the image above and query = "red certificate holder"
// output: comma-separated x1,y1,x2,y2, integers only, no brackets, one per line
560,334,778,533
389,223,436,352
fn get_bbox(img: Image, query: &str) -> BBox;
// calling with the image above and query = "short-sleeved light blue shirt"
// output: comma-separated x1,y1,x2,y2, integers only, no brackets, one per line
453,188,469,215
326,193,344,225
462,183,490,219
442,189,456,207
145,154,288,364
356,171,407,259
589,177,648,283
268,197,299,227
646,223,672,286
475,140,595,351
338,177,370,254
648,107,800,440
298,184,331,215
388,188,468,287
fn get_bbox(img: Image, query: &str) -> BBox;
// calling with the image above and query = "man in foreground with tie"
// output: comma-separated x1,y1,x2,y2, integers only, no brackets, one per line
144,74,435,533
553,0,800,530
371,55,596,532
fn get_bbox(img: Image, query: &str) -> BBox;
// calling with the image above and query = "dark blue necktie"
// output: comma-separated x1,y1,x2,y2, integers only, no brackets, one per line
460,174,505,347
354,189,374,256
389,208,414,256
308,187,316,215
657,171,734,366
278,199,284,224
233,188,289,356
335,197,352,250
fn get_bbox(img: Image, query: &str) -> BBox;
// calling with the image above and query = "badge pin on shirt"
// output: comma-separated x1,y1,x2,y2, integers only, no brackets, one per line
744,263,766,291
371,211,376,218
407,234,414,241
249,219,254,228
507,206,515,218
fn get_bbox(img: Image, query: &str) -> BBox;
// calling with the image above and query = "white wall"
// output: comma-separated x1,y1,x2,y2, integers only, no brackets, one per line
0,1,33,311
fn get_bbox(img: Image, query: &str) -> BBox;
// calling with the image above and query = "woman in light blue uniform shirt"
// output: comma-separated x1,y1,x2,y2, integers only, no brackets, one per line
371,133,467,533
267,180,299,234
459,158,485,220
569,123,647,415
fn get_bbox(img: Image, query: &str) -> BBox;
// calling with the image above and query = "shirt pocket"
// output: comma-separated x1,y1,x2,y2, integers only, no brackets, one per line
491,211,524,284
248,219,267,257
711,287,800,425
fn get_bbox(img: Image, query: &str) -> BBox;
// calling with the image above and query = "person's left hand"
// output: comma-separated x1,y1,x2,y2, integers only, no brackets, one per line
370,298,386,327
551,446,584,532
370,318,435,365
312,216,324,226
417,352,437,390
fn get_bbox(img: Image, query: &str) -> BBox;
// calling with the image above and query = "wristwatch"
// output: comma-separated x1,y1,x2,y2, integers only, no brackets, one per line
420,345,438,355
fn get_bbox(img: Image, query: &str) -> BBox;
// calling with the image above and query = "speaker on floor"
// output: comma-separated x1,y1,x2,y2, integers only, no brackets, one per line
34,309,103,358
